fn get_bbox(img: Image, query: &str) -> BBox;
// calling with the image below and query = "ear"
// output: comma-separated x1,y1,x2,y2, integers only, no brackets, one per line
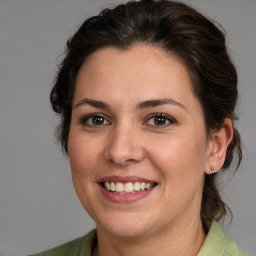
205,118,233,175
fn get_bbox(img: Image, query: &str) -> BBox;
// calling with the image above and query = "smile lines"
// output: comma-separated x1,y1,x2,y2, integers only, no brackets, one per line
103,181,155,194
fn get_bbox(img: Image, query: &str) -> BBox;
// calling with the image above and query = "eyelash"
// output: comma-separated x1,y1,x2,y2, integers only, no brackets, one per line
80,113,111,127
80,113,176,128
144,113,176,128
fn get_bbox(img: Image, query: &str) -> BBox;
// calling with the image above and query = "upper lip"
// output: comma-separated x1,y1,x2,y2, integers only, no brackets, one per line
97,175,157,184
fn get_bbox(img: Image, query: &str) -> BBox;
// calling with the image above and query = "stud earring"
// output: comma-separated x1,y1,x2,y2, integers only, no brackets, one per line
210,166,215,174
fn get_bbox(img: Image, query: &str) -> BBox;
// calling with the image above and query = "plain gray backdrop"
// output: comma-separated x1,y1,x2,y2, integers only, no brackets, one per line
0,0,255,255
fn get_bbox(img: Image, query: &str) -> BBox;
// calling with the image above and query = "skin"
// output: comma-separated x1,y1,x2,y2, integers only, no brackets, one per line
68,44,233,256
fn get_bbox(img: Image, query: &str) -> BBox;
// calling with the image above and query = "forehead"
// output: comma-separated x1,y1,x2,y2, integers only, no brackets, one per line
78,44,187,78
74,44,197,108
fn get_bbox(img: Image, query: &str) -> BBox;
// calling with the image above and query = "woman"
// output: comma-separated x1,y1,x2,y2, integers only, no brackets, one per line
29,0,248,255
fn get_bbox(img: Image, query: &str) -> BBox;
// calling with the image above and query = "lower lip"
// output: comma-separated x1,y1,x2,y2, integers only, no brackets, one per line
99,184,156,203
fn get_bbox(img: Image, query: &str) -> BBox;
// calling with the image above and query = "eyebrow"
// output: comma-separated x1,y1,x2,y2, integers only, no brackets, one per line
74,98,110,109
136,98,187,110
74,97,186,111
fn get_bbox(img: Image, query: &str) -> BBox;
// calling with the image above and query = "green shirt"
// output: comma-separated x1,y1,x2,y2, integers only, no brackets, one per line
28,221,249,256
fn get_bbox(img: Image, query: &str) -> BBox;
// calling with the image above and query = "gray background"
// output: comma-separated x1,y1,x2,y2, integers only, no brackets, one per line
0,0,255,255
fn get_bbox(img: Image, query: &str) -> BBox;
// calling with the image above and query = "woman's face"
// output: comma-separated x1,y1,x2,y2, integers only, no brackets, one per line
68,45,212,238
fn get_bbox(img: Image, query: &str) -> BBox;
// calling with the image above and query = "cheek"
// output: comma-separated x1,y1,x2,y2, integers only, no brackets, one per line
148,134,207,210
68,132,101,178
148,132,207,181
68,132,102,217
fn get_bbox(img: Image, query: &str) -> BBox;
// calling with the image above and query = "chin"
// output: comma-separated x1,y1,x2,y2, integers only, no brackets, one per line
95,212,155,238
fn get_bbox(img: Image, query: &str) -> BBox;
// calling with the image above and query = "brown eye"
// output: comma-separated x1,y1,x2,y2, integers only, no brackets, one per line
145,114,175,127
154,116,168,125
81,114,111,126
92,116,105,125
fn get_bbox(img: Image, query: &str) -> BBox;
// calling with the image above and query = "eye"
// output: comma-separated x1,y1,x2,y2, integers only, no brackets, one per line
144,113,175,127
81,114,111,126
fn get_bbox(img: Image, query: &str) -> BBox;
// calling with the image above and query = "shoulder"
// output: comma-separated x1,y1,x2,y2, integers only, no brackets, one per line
27,229,96,256
198,221,250,256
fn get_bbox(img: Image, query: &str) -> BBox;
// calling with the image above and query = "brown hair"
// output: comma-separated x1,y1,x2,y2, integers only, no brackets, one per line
50,0,242,231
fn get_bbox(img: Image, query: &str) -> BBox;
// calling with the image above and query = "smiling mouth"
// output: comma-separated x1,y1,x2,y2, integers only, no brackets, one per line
102,181,157,194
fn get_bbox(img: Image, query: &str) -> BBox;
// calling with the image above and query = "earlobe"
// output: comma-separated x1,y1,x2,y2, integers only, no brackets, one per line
205,118,233,175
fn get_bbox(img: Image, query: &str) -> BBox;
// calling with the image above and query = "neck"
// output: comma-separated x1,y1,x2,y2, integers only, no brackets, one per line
93,218,206,256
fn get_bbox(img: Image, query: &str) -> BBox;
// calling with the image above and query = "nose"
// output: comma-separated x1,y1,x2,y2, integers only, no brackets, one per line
104,125,144,166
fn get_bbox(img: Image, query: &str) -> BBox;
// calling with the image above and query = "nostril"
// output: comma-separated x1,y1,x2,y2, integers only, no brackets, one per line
126,159,137,163
107,157,138,166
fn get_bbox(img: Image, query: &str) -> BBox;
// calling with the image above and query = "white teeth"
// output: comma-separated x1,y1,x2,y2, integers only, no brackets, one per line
124,182,133,193
105,181,111,190
104,181,155,193
145,183,151,189
110,182,116,192
116,182,124,193
134,182,141,191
